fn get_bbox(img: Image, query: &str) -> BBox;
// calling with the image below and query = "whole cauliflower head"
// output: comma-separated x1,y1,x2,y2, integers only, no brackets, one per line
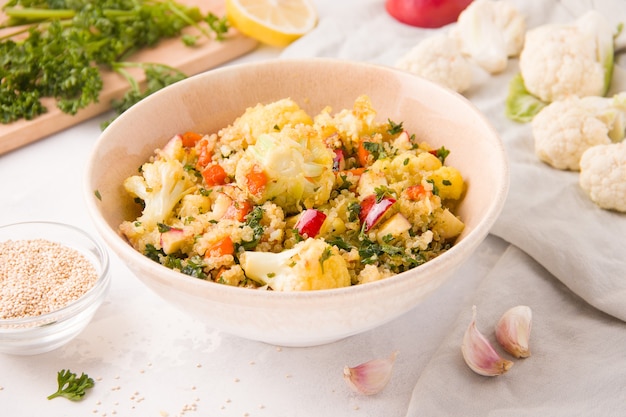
519,10,615,103
579,141,626,212
532,93,626,170
240,238,351,291
395,34,473,94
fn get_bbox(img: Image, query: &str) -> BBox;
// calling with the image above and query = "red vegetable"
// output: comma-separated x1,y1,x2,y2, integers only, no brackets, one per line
206,236,235,257
223,200,253,222
333,149,346,171
295,209,327,238
202,164,228,186
246,170,268,196
359,195,396,232
385,0,473,28
181,131,203,148
405,184,430,201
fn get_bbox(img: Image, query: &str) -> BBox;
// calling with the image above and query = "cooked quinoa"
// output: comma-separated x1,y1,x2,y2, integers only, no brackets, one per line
119,95,466,291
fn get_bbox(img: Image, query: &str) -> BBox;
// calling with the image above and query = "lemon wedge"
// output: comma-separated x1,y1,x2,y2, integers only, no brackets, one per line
226,0,317,47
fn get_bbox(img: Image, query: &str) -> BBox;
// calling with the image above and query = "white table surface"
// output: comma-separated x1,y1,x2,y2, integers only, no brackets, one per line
0,1,609,416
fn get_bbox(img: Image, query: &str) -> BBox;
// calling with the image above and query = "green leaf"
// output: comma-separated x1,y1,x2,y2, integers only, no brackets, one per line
47,369,94,401
504,73,547,123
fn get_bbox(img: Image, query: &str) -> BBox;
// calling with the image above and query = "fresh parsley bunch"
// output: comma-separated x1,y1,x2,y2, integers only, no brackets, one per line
0,0,229,125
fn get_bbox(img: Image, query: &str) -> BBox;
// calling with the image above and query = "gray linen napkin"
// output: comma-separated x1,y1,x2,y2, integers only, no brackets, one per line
282,0,626,321
405,245,626,417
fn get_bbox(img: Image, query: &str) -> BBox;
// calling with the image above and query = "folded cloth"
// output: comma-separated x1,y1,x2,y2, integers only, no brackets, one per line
405,245,626,417
282,0,626,321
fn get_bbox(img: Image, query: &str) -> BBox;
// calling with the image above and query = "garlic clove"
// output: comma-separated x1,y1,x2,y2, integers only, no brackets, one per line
462,305,513,376
343,351,398,395
495,305,532,358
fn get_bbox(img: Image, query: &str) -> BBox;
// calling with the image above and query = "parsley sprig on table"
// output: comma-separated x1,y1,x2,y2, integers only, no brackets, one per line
0,0,229,125
47,369,95,401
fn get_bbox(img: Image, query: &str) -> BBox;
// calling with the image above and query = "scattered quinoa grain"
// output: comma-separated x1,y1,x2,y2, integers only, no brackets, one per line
0,239,98,319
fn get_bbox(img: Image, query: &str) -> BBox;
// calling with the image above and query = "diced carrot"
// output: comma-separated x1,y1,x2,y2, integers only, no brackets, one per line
196,138,214,169
405,184,430,201
224,200,253,222
206,236,234,257
339,167,365,177
181,131,203,148
357,140,371,167
246,170,268,196
202,164,228,186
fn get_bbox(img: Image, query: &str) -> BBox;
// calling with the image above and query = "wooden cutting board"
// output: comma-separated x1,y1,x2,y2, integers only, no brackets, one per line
0,0,258,155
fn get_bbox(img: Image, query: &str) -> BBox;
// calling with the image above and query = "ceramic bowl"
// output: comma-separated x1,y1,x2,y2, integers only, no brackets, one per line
84,58,508,347
0,221,110,355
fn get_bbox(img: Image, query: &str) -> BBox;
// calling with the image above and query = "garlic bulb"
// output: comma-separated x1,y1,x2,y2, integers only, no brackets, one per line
495,305,532,358
462,306,513,376
343,351,398,395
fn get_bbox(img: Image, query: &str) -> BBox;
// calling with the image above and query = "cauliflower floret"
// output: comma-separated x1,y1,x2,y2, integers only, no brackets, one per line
451,0,526,74
357,264,394,285
240,238,351,291
579,141,626,212
235,125,335,214
396,34,473,94
314,95,381,149
518,10,615,104
218,98,313,149
427,166,465,200
120,158,197,238
532,93,626,171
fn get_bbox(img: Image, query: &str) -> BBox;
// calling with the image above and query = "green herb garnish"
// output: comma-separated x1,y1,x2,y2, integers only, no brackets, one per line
0,0,229,126
362,141,387,161
431,146,450,164
47,369,94,401
387,119,404,135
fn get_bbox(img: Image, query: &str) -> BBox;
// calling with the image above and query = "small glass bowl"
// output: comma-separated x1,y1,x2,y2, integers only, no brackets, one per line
0,221,110,355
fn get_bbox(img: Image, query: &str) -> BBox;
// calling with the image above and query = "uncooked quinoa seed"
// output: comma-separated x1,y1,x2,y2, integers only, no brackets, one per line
0,239,98,319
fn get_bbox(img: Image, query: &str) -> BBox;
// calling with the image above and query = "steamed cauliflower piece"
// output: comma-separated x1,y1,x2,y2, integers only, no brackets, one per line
579,142,626,212
119,157,197,251
235,124,335,214
240,239,351,291
218,98,313,150
313,95,380,150
532,93,626,171
396,34,473,93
